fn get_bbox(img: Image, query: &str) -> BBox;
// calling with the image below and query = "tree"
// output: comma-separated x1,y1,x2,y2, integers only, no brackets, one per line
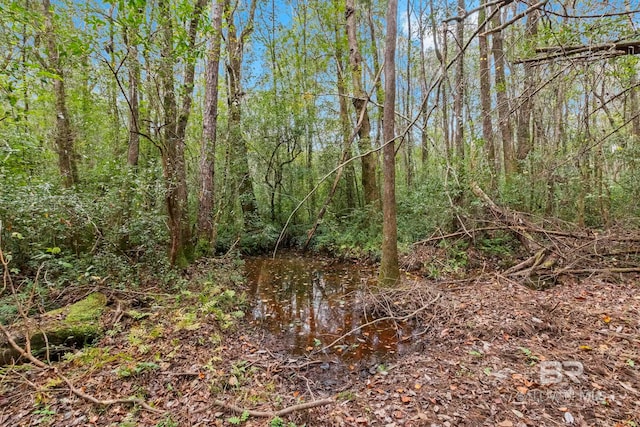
379,0,400,286
478,0,496,181
346,0,379,206
516,8,540,168
122,2,143,168
334,0,357,209
41,0,79,187
224,0,259,229
157,0,206,265
197,0,224,250
491,4,515,177
453,0,465,162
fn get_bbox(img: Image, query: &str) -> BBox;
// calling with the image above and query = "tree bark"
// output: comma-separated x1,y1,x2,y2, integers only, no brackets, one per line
335,4,357,209
123,13,141,167
491,6,515,177
452,0,466,219
346,0,379,206
478,0,496,178
197,0,224,248
403,0,413,188
630,71,640,140
453,0,465,162
379,0,400,286
42,0,78,187
516,9,539,167
107,5,120,156
418,1,430,165
224,0,259,229
440,25,451,159
158,0,203,266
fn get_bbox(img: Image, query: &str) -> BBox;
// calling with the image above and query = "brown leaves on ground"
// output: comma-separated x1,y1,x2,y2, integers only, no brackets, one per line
0,260,638,426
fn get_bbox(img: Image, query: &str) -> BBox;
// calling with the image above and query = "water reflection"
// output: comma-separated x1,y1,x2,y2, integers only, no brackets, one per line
245,254,413,360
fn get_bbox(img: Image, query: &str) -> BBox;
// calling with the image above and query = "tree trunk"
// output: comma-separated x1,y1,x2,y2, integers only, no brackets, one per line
516,9,539,167
346,0,379,206
335,6,357,209
225,0,259,229
629,71,640,140
452,0,466,219
478,0,496,179
453,0,465,162
108,5,120,156
123,18,141,167
418,1,429,165
404,0,413,188
441,25,451,160
158,0,195,266
492,6,515,177
197,0,223,249
379,0,400,286
42,0,78,187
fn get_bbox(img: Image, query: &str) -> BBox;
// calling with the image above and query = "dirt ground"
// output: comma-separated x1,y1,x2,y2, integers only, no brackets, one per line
1,257,638,427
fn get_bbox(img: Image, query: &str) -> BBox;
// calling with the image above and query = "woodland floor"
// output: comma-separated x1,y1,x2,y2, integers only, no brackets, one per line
0,254,639,427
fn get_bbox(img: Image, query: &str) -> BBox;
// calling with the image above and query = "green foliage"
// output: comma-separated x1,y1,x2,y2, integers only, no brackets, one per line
0,166,179,291
32,405,55,423
435,240,469,277
196,276,247,329
64,346,131,369
269,417,302,427
115,361,159,378
477,232,517,259
155,416,179,427
1,0,638,292
313,206,383,259
397,179,451,245
519,347,539,366
227,411,250,425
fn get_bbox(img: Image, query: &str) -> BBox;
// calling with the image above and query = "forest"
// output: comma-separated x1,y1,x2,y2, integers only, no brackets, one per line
0,0,639,425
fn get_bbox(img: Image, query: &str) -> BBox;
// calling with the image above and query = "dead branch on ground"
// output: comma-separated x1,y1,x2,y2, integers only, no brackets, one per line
467,182,640,282
318,292,442,354
196,397,335,417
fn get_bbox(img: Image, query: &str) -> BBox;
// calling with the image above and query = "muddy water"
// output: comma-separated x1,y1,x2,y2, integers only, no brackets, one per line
245,254,414,360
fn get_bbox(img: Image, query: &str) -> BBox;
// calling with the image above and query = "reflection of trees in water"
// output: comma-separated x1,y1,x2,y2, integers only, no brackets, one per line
245,256,410,358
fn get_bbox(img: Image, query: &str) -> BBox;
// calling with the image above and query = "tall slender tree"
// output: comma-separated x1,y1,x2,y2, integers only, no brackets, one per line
379,0,400,286
346,0,379,206
197,0,224,249
41,0,78,187
224,0,259,229
122,4,142,167
516,9,539,168
492,5,515,176
478,0,496,180
453,0,465,162
334,0,357,208
157,0,206,265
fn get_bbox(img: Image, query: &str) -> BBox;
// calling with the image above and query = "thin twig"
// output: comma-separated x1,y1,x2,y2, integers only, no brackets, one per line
58,374,164,414
208,397,334,417
317,293,441,354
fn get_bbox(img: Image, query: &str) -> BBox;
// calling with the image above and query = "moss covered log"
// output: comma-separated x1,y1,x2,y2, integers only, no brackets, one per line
0,293,107,365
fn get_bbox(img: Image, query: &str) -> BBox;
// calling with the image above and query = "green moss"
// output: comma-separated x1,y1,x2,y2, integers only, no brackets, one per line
1,293,109,364
65,293,107,323
31,293,107,351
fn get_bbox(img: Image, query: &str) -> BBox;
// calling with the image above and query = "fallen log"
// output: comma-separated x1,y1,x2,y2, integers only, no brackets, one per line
470,181,639,280
0,292,107,365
